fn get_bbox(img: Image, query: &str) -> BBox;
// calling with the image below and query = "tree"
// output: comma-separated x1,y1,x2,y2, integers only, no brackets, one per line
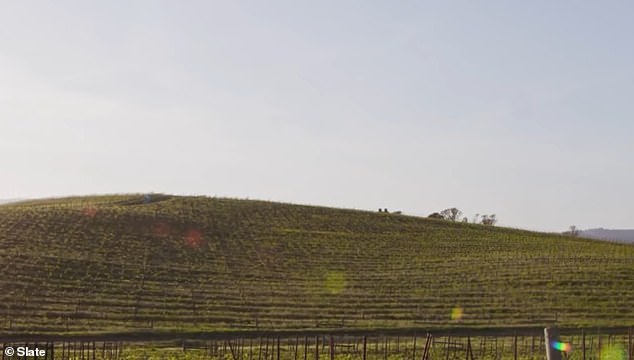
440,208,462,222
567,225,579,237
480,214,497,226
428,212,444,220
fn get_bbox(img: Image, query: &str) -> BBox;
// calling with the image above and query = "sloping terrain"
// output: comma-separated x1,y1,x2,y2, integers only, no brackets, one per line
0,194,632,336
580,228,634,244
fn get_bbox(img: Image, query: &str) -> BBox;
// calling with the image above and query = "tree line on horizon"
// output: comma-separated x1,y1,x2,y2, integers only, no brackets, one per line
428,207,497,226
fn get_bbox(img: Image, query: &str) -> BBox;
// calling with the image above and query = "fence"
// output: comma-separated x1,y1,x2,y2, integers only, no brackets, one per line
0,328,632,360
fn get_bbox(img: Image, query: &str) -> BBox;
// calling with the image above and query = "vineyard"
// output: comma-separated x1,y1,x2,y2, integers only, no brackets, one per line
0,194,633,337
1,328,632,359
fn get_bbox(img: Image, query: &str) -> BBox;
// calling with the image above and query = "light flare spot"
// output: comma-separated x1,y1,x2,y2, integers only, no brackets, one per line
152,222,171,237
81,205,98,217
183,229,203,248
324,271,346,294
552,341,572,352
451,307,464,320
600,344,625,360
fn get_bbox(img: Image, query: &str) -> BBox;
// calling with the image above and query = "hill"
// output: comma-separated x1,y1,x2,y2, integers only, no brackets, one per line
579,228,634,244
0,198,24,205
0,194,633,336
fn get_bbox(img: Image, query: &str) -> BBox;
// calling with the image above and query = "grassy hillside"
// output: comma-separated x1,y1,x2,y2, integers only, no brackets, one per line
0,194,632,336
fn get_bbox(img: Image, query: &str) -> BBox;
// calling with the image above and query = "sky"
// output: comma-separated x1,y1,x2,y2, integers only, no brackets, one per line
1,1,633,232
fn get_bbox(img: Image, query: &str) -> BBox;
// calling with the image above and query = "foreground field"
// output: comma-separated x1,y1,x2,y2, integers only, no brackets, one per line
118,331,632,360
2,329,632,360
0,194,633,336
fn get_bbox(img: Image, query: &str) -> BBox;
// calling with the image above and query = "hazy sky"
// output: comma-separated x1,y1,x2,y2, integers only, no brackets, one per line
2,1,633,232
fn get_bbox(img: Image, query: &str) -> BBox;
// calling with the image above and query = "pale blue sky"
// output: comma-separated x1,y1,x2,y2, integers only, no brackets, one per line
1,1,633,232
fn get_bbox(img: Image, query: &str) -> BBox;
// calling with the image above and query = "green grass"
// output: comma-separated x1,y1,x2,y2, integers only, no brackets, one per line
0,194,632,336
112,333,628,360
5,333,626,360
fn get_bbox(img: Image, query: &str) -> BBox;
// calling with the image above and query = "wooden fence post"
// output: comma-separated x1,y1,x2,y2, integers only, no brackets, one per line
466,336,474,360
228,339,238,360
384,337,388,360
446,335,451,360
422,334,433,360
627,328,634,360
258,337,263,360
598,333,602,360
264,338,269,360
545,327,562,360
582,330,586,360
363,336,367,360
330,336,334,360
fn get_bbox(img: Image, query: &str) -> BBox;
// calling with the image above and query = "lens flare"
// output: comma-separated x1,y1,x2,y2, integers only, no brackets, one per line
152,222,171,237
183,229,203,248
451,307,464,320
324,271,346,294
81,205,98,217
552,342,572,352
600,344,625,360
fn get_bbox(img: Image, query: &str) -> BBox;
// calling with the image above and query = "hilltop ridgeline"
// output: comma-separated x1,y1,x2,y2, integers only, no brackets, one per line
0,194,633,336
